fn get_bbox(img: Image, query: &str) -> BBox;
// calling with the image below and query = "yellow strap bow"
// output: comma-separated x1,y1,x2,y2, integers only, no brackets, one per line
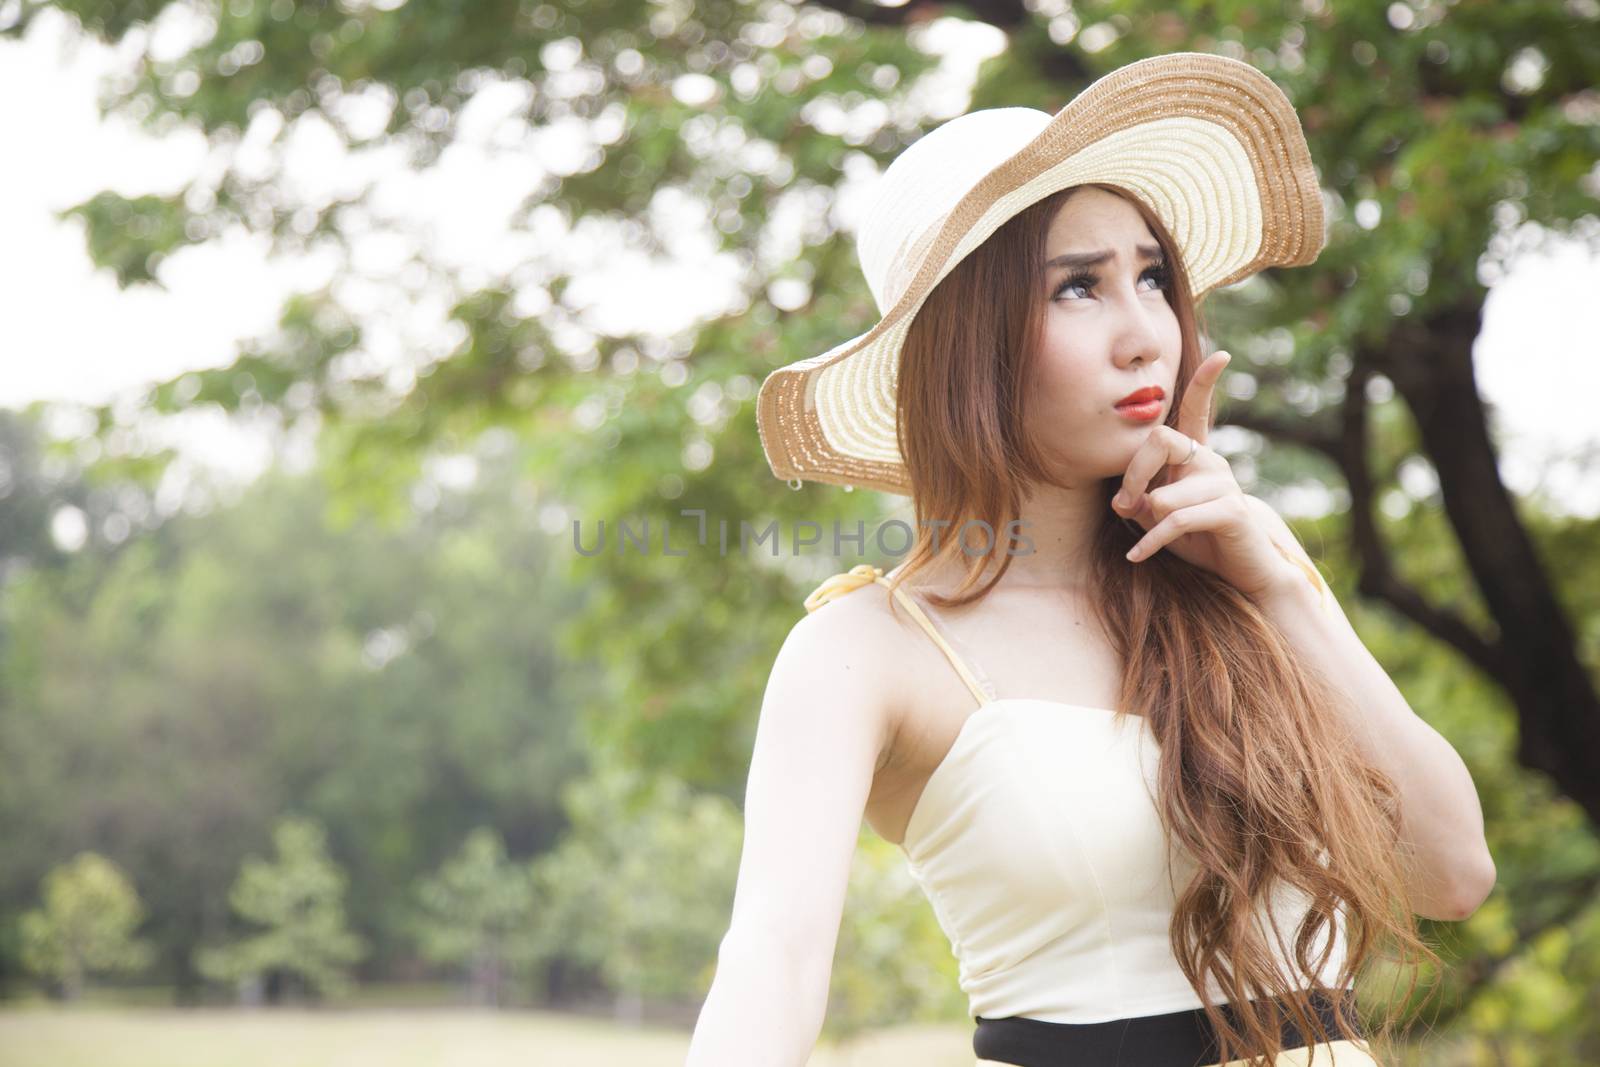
803,563,886,613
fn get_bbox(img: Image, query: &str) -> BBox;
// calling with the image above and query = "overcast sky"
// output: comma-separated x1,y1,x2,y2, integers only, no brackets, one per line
4,7,1598,519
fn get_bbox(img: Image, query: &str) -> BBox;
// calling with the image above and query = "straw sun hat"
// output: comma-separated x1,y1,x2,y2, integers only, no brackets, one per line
754,51,1326,497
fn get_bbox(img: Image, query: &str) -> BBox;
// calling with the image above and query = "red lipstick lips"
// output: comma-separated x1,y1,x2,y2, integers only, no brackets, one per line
1114,385,1164,422
1116,386,1164,406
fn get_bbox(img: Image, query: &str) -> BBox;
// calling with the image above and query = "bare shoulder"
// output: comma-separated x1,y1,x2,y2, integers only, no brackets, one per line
773,579,912,764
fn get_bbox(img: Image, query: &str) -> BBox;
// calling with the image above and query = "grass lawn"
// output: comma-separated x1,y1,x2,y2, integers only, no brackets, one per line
0,1004,976,1066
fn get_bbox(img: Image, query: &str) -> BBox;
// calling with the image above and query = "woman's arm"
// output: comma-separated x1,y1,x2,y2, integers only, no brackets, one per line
684,594,901,1067
1244,494,1497,921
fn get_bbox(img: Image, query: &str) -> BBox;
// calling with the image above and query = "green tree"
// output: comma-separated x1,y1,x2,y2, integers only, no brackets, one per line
8,0,1600,1054
18,852,155,999
17,0,1596,814
0,455,586,999
0,410,78,575
410,827,540,1006
193,816,365,1003
530,763,743,1021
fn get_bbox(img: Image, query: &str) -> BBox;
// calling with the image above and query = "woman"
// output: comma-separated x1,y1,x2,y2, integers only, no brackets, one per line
685,53,1494,1067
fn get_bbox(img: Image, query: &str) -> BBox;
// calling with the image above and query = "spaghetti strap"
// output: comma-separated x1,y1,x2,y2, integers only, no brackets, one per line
804,564,995,709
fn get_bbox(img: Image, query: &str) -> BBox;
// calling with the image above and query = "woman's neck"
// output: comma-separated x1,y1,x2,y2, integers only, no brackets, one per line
898,480,1106,594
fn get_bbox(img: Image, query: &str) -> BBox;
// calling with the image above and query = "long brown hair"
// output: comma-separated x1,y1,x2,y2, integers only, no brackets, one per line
885,183,1439,1066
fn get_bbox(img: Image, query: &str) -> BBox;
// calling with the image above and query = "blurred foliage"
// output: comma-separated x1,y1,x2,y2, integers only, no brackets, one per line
18,853,156,1000
528,762,743,1010
0,412,77,578
0,415,588,1000
193,816,366,1001
8,0,1593,794
0,0,1597,1059
408,828,540,1006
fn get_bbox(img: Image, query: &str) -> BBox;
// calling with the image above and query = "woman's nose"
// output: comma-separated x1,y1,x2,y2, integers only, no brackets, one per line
1112,301,1165,366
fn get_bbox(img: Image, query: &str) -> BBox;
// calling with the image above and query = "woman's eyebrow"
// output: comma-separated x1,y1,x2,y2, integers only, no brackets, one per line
1044,243,1165,269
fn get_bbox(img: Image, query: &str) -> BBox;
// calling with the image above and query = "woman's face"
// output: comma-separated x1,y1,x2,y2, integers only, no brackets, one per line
1025,187,1183,484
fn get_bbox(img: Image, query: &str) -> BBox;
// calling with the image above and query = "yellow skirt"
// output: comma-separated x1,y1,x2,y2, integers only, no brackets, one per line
977,1035,1380,1066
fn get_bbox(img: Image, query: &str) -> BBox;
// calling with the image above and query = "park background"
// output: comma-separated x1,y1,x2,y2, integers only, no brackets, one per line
1,0,1598,1063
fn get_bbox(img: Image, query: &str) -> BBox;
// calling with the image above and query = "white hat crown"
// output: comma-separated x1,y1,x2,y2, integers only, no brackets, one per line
857,108,1052,316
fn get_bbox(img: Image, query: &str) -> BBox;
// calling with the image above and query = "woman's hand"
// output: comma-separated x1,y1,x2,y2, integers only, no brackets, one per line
1110,350,1303,601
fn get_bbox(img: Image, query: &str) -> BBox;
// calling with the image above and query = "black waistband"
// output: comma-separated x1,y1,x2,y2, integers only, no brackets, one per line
973,987,1363,1067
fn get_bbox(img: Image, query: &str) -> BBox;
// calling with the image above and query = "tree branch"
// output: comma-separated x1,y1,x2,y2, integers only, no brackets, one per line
801,0,1032,30
1370,300,1600,826
1217,410,1341,463
1217,366,1506,675
1338,358,1509,676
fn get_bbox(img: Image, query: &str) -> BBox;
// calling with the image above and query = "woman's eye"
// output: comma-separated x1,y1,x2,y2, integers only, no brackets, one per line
1055,272,1096,300
1054,265,1170,300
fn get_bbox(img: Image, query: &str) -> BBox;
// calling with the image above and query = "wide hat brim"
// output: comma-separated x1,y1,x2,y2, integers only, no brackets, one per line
754,52,1325,497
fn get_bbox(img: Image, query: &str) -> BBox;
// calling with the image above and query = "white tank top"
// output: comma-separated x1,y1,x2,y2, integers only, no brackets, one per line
804,565,1349,1025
